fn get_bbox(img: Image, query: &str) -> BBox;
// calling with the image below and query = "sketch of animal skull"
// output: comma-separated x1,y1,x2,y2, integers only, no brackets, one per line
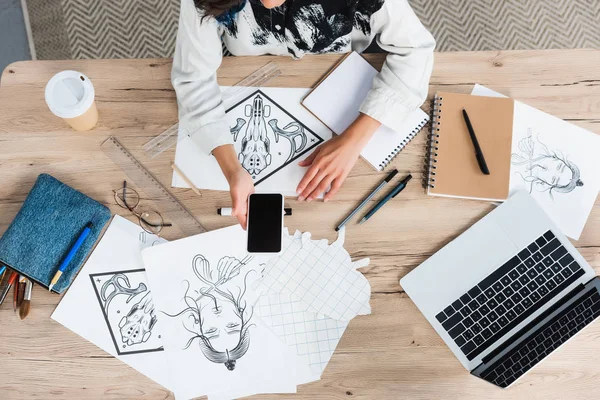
118,291,157,346
238,95,272,176
100,273,158,347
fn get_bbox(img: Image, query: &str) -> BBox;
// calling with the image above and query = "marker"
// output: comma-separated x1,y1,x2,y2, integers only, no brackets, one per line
218,207,292,216
359,174,412,225
335,169,398,231
49,223,93,292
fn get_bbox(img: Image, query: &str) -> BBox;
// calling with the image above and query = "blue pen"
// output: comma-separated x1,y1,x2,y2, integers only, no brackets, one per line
48,223,93,292
0,265,6,281
359,174,412,225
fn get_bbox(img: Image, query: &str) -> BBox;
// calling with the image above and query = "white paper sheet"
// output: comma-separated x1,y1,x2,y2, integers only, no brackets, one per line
141,225,299,400
255,291,348,377
51,216,173,391
472,85,600,239
172,87,333,196
253,229,371,377
256,229,371,321
302,51,430,171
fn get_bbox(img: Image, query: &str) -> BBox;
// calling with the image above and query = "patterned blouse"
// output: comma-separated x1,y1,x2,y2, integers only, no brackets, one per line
172,0,435,154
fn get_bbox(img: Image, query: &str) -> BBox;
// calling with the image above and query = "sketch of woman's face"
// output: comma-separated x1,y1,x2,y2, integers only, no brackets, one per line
511,132,584,199
200,294,242,352
531,156,572,188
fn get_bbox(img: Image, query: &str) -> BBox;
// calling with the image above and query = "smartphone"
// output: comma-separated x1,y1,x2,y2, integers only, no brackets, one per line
247,193,284,254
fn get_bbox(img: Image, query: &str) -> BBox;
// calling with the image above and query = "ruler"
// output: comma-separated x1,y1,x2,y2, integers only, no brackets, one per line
102,136,207,237
142,61,281,158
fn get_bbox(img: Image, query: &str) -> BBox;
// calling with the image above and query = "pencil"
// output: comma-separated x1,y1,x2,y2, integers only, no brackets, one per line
172,164,202,197
49,223,93,292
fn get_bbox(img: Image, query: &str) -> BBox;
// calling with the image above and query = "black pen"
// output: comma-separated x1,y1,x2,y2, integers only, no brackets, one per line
462,108,490,175
359,174,412,225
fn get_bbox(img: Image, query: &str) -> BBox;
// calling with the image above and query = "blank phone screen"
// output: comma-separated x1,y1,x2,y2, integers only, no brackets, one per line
247,194,283,253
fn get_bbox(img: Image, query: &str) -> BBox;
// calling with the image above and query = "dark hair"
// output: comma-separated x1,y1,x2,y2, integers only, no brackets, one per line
165,255,255,371
193,0,246,19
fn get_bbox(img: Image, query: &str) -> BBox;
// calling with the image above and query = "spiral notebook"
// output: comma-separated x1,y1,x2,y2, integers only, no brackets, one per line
302,52,429,171
423,92,514,201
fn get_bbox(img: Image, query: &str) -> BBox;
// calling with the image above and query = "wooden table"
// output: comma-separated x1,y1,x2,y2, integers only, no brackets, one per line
0,50,599,399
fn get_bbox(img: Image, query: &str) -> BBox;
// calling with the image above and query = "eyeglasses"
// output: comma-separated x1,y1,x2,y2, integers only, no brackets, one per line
113,181,172,235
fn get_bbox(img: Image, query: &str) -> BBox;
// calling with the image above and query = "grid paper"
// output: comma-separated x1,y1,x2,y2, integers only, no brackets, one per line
256,229,371,321
255,292,348,375
253,229,371,377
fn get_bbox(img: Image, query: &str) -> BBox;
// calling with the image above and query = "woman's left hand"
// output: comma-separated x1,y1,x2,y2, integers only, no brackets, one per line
296,113,381,202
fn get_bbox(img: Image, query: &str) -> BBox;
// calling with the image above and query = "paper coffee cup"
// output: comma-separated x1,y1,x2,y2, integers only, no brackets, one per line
45,70,98,131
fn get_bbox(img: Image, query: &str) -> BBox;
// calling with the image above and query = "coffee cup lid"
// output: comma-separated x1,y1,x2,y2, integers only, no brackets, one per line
45,70,95,119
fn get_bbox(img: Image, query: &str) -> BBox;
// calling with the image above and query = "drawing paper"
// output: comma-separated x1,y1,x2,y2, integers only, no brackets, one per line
254,229,371,377
472,85,600,239
51,216,173,391
256,229,371,321
141,225,300,400
172,87,333,196
255,291,349,378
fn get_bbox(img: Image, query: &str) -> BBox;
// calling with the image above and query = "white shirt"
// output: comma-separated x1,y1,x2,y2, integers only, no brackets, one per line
172,0,435,154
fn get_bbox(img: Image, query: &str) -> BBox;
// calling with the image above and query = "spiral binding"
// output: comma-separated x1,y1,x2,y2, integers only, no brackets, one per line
422,94,443,189
378,117,429,171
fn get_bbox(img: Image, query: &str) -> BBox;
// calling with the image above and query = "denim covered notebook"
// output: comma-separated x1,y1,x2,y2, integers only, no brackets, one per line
0,174,111,293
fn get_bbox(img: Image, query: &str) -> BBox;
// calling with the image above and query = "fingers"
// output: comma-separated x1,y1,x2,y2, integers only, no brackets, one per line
231,189,251,230
324,176,344,202
298,170,327,201
296,164,322,200
305,175,334,202
233,207,248,230
298,147,320,167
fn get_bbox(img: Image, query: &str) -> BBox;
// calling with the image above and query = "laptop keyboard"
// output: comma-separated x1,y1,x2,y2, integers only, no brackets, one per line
479,288,600,388
435,230,585,361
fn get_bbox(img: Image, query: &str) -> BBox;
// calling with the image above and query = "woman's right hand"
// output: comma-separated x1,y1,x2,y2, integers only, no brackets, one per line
226,167,255,229
212,144,255,229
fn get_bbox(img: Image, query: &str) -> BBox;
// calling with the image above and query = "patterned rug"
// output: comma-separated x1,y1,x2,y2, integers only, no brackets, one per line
25,0,600,60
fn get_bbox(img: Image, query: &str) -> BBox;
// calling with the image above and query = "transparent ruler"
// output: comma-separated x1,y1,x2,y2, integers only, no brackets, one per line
102,136,207,237
143,61,281,158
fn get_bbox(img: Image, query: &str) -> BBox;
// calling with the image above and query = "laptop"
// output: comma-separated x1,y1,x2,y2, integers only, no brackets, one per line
400,191,599,388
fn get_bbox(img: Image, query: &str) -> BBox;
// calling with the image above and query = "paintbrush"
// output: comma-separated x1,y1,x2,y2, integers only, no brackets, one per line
17,276,26,309
19,279,33,320
13,278,18,312
0,271,18,306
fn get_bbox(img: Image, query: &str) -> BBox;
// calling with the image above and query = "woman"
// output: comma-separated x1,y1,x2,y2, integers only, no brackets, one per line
172,0,435,228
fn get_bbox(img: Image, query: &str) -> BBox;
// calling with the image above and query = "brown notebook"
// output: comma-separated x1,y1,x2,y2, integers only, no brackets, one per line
424,92,514,201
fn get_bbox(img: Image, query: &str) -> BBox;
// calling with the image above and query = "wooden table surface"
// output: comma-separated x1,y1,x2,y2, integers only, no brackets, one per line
1,50,599,400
